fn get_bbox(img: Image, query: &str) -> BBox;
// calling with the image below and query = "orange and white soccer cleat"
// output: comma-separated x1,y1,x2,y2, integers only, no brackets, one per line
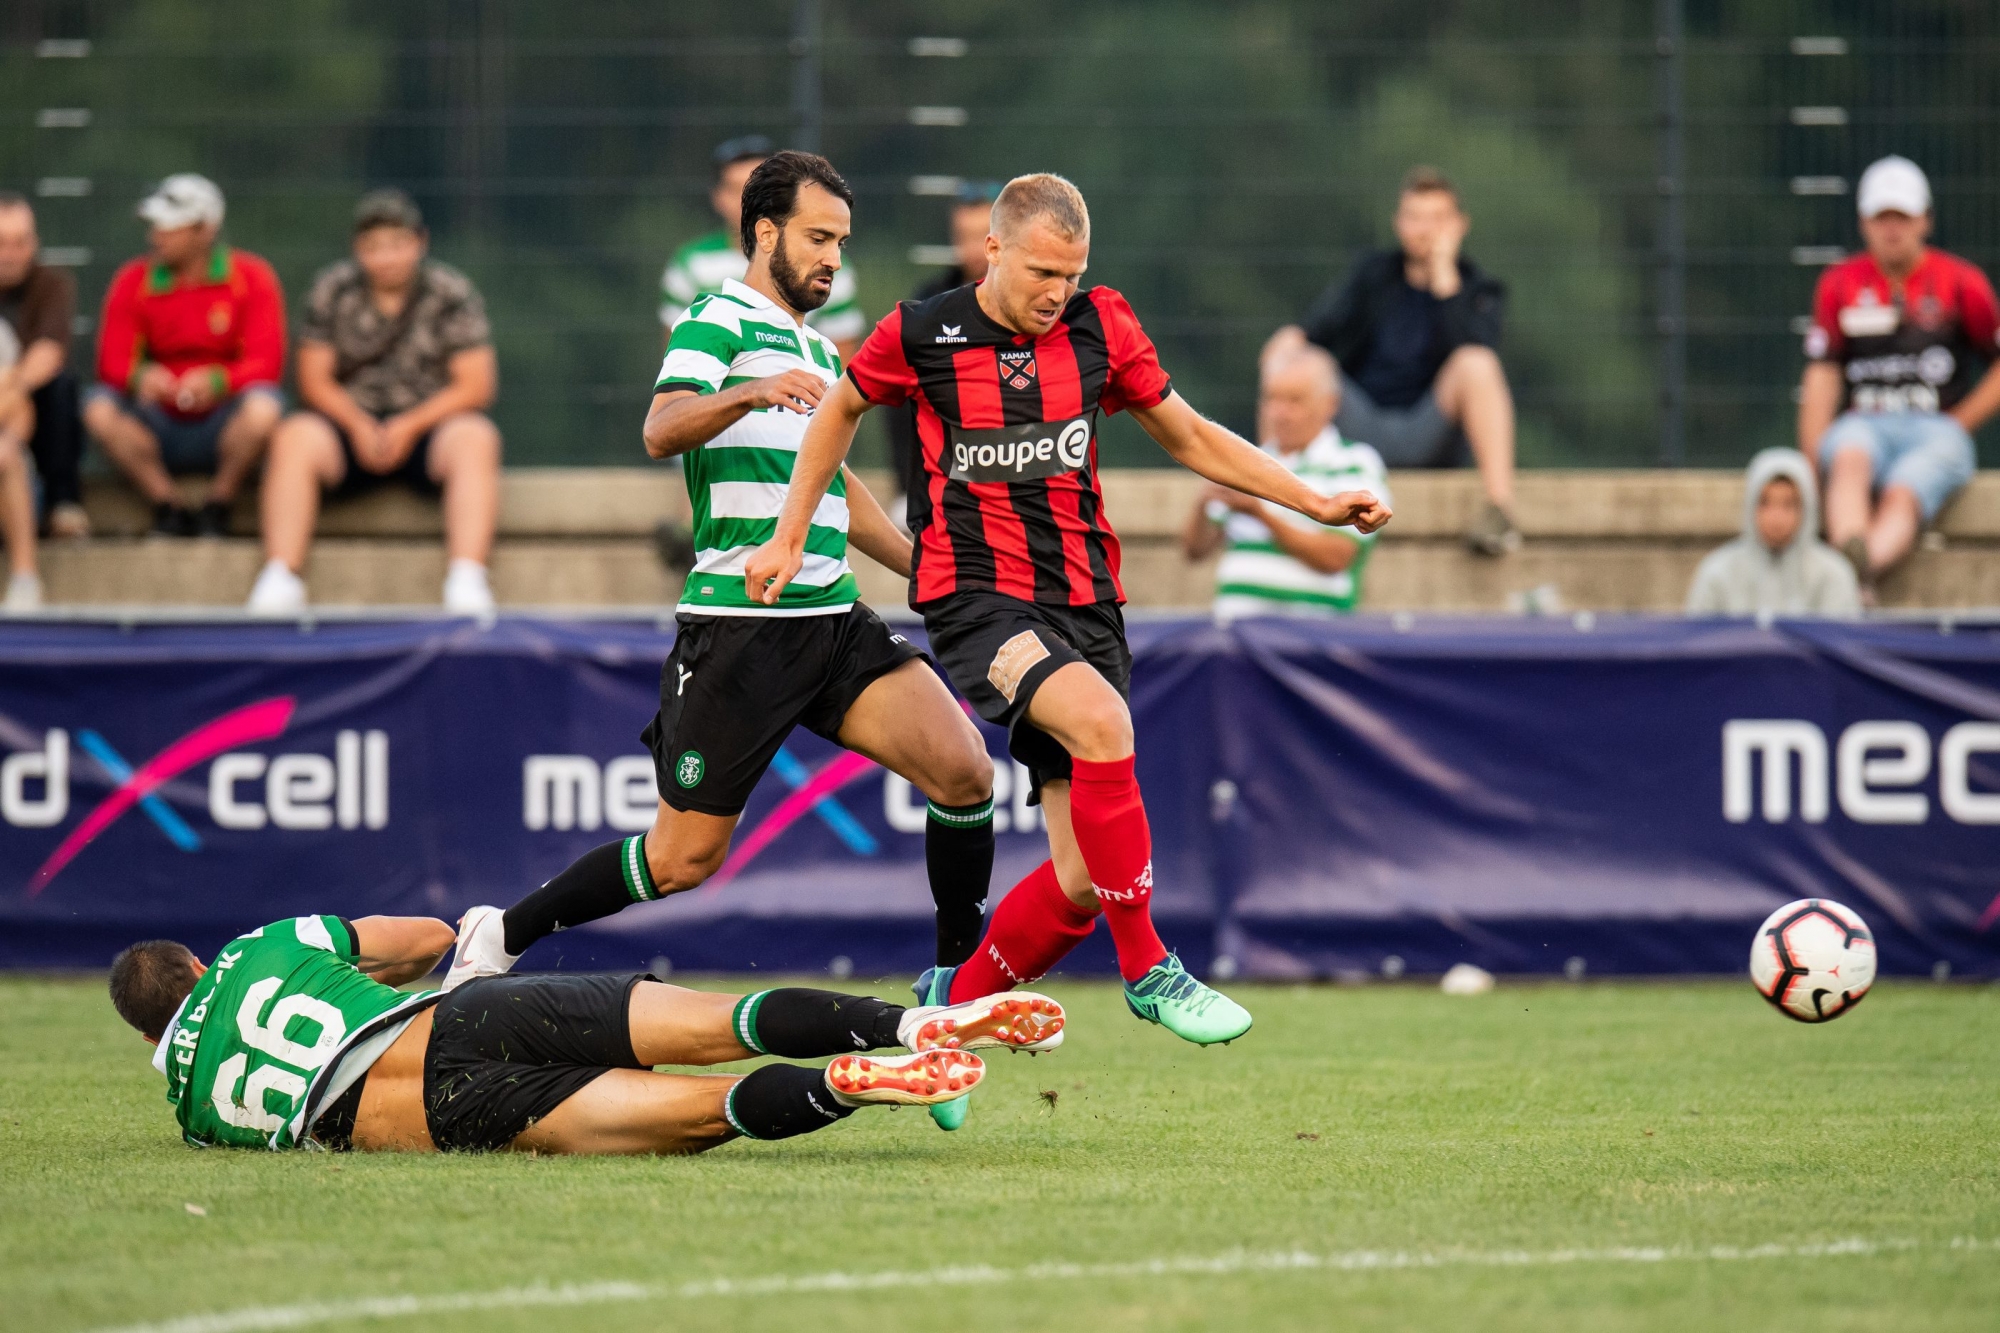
824,1049,986,1106
897,992,1065,1055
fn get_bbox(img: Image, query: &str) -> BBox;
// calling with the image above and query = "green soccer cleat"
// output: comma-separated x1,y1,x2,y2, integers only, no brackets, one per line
913,966,971,1131
1124,954,1253,1045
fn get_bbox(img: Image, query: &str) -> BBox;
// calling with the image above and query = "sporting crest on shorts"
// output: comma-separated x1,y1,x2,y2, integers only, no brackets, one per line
998,349,1037,391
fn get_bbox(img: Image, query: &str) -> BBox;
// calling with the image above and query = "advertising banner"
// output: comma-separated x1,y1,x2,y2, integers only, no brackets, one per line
2,615,1995,978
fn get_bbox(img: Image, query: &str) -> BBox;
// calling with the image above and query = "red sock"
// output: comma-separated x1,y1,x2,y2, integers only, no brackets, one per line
947,860,1097,1003
1068,755,1169,982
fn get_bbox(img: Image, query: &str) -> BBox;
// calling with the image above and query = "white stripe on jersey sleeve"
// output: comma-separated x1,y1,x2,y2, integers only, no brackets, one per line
657,347,731,391
294,915,336,952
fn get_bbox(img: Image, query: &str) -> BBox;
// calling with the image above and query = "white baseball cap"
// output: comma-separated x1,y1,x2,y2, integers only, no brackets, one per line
1855,156,1930,219
138,173,225,230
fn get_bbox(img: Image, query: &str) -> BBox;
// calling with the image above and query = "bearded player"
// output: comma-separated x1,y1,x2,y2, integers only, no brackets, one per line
746,173,1391,1120
446,151,1002,994
108,912,1061,1154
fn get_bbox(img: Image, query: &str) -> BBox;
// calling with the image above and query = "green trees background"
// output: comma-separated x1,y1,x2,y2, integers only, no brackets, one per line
3,0,1995,467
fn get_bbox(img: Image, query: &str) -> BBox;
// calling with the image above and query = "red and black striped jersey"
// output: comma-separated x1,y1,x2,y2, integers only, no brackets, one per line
846,283,1173,606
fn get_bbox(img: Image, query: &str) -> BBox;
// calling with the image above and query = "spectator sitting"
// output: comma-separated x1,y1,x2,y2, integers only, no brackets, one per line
660,135,864,360
0,193,87,549
1182,344,1389,620
1266,165,1517,556
1800,155,1999,596
247,189,499,616
886,179,1000,524
1686,447,1859,618
1,193,74,610
83,174,283,536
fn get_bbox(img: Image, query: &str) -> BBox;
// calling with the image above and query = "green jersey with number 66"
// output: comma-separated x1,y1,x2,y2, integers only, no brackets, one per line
153,915,437,1150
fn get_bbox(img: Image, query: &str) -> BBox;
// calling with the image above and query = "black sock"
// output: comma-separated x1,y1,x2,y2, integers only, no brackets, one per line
502,835,659,956
723,1063,854,1140
730,988,905,1057
925,797,994,967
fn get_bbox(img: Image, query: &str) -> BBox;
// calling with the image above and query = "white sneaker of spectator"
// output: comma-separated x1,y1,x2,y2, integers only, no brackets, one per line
246,560,307,615
442,559,495,616
4,572,43,611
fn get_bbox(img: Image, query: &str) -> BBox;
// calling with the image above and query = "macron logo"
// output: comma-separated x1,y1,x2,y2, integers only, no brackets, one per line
935,324,967,344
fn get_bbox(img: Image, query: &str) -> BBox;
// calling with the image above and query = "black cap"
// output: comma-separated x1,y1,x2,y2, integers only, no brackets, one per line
712,134,776,175
955,179,1002,206
353,188,423,234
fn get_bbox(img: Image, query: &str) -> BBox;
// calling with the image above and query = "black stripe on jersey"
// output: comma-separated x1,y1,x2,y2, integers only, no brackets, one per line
1052,294,1122,602
991,334,1072,601
902,299,998,594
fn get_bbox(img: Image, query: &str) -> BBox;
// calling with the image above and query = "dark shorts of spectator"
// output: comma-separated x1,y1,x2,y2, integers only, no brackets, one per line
84,382,284,473
314,412,442,498
1334,374,1470,469
28,369,84,515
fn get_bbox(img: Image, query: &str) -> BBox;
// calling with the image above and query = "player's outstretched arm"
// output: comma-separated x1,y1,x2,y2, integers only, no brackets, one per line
841,464,914,577
1129,391,1392,534
352,916,456,986
641,372,828,460
743,375,872,603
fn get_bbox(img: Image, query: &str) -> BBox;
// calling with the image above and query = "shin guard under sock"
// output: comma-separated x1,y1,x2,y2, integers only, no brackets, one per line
729,988,905,1057
1068,756,1169,982
925,797,995,967
722,1063,854,1140
947,860,1098,1004
501,834,658,956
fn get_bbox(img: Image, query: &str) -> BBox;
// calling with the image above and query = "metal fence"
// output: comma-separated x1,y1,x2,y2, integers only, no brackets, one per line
4,0,1997,468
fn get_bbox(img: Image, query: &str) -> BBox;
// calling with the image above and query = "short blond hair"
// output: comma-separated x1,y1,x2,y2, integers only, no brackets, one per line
1262,343,1338,399
992,173,1090,243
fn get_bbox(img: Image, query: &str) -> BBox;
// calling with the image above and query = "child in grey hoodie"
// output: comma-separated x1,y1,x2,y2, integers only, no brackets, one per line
1686,448,1862,616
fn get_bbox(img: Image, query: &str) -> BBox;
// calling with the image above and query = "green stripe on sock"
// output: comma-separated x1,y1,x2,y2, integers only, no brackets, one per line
927,798,994,828
732,990,770,1055
621,835,658,903
722,1084,759,1139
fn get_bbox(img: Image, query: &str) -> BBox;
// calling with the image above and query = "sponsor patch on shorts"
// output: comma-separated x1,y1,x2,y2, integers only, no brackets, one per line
987,630,1051,704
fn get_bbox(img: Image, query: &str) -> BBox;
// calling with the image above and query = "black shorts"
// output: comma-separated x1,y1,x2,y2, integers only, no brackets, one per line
422,972,651,1153
323,413,440,498
919,590,1131,800
641,603,923,817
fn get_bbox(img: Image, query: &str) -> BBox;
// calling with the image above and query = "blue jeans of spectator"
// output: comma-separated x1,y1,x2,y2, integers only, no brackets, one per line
82,382,284,474
1818,410,1976,523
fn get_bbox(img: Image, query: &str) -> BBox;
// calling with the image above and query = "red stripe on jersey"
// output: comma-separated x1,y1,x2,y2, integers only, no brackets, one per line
913,394,958,603
1031,327,1107,603
952,346,1038,600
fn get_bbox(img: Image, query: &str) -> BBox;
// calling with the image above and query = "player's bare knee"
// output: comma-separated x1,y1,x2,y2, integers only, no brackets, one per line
645,837,728,896
1068,700,1134,762
935,745,994,807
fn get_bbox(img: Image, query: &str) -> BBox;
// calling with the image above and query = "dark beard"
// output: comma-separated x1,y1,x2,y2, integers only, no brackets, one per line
769,238,833,314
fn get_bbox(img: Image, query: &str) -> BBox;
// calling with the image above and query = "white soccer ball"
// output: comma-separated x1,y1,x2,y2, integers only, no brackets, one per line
1748,898,1877,1023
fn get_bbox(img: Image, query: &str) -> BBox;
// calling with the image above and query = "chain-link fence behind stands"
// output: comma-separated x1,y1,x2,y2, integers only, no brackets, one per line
4,0,1997,469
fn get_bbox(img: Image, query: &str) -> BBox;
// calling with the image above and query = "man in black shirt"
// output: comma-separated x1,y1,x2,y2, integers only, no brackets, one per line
1268,166,1519,555
885,181,1000,524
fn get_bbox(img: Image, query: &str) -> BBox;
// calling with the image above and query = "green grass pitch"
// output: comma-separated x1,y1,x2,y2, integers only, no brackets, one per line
6,972,1999,1332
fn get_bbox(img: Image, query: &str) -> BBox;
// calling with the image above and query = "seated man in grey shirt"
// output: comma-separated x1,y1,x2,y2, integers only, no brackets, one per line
249,189,501,615
1267,166,1519,556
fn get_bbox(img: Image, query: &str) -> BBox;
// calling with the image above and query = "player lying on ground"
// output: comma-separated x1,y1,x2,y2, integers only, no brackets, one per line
743,171,1390,1124
445,150,1000,1005
108,913,1063,1153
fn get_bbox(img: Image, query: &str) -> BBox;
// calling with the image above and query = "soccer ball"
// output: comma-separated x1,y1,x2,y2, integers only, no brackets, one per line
1748,898,1876,1023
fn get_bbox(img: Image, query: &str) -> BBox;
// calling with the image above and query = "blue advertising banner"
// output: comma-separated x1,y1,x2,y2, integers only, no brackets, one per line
2,615,1996,978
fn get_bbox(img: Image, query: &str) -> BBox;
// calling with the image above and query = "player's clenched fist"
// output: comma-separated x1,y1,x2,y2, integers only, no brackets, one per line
742,536,804,605
1308,490,1393,533
743,369,827,415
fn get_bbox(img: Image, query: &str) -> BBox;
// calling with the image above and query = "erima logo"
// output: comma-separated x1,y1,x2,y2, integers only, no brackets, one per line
935,323,967,343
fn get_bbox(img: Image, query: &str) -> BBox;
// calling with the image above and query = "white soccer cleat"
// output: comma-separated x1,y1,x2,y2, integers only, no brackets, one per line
441,904,519,992
824,1049,985,1107
898,991,1065,1054
246,561,307,615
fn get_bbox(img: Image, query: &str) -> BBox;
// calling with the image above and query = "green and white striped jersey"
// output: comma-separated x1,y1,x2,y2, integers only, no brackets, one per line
152,915,437,1151
660,230,863,345
1210,428,1390,620
656,279,858,616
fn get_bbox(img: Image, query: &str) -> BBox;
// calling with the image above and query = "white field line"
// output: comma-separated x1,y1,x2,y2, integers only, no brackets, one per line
81,1237,2000,1333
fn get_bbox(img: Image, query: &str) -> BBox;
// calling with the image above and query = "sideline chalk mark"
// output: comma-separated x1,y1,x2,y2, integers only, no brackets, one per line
76,1236,1999,1333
